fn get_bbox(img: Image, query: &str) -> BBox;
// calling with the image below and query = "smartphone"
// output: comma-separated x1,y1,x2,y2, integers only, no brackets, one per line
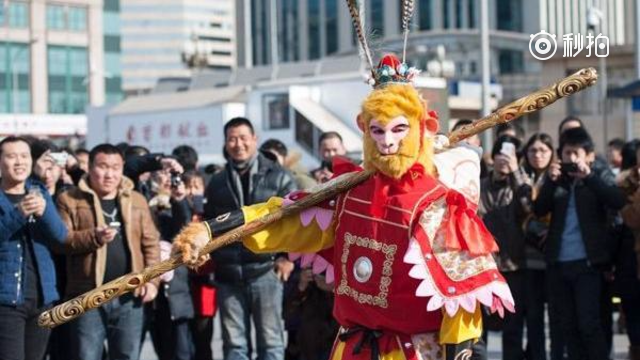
500,142,516,157
108,221,121,230
50,152,68,167
561,162,579,174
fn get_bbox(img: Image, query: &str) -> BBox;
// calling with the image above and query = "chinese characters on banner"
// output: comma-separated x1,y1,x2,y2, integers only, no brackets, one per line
125,120,213,154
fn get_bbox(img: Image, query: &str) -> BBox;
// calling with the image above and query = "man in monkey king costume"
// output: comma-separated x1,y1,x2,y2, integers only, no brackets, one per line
173,53,514,360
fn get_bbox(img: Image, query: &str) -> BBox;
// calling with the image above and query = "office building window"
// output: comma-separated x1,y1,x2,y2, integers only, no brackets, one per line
48,46,88,114
263,94,290,130
104,0,120,12
308,0,321,60
47,5,65,30
103,11,120,35
455,0,463,28
419,0,432,30
498,49,524,74
104,35,121,53
371,0,384,36
326,0,338,55
443,0,450,28
468,0,475,28
47,4,86,31
68,7,87,31
105,77,123,104
104,0,121,103
281,0,299,62
7,2,28,28
0,42,31,113
104,53,121,76
497,0,522,32
251,0,269,65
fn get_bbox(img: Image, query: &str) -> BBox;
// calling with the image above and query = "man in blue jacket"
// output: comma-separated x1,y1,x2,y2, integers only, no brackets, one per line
0,136,68,360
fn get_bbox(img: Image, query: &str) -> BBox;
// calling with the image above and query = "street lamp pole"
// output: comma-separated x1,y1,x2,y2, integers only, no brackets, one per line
480,0,492,147
587,6,608,147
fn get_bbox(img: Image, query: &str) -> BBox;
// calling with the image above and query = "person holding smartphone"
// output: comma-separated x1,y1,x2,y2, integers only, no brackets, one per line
0,136,68,360
478,135,529,360
56,144,160,360
534,128,626,360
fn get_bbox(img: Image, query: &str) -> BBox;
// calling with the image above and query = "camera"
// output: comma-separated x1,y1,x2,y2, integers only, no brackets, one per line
170,171,182,188
320,160,333,172
561,162,579,175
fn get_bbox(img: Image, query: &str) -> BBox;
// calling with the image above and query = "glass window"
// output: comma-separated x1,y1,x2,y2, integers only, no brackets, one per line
68,7,87,31
325,0,338,55
0,42,31,113
49,90,67,114
371,0,384,36
47,45,88,114
250,0,269,65
104,53,121,75
498,49,524,74
0,90,6,113
0,5,5,27
69,48,88,76
105,77,122,93
103,11,120,35
455,0,463,28
47,47,67,75
443,0,450,28
308,0,321,60
104,0,120,12
47,5,65,30
104,35,121,53
468,0,475,28
263,94,290,130
9,2,28,28
497,0,523,32
280,0,299,62
419,0,432,30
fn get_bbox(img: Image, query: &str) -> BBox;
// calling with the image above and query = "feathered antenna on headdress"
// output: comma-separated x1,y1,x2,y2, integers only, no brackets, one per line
345,0,374,70
345,0,419,89
401,0,415,63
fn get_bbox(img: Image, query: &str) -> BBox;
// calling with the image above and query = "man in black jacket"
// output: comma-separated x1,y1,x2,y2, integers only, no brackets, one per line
205,117,297,360
534,128,626,360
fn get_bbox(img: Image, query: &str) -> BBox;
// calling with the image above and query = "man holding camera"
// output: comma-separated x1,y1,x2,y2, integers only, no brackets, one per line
56,144,160,360
312,132,347,183
534,128,626,360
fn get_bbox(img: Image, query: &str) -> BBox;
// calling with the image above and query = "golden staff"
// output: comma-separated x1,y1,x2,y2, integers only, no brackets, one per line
38,66,598,329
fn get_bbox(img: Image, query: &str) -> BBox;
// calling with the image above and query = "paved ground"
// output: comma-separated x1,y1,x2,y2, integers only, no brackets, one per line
140,314,632,360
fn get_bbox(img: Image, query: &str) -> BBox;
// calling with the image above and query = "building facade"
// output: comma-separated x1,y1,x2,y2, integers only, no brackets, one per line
1,0,112,115
120,0,235,95
235,0,637,142
237,0,632,81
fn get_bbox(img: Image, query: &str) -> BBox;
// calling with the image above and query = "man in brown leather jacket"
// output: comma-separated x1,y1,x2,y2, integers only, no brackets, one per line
56,143,160,360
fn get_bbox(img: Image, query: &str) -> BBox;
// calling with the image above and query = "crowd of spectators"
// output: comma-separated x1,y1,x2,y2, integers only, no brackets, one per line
0,114,639,360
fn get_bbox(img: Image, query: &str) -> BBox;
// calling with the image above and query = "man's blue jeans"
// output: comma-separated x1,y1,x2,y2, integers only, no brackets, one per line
218,270,285,360
69,293,144,360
